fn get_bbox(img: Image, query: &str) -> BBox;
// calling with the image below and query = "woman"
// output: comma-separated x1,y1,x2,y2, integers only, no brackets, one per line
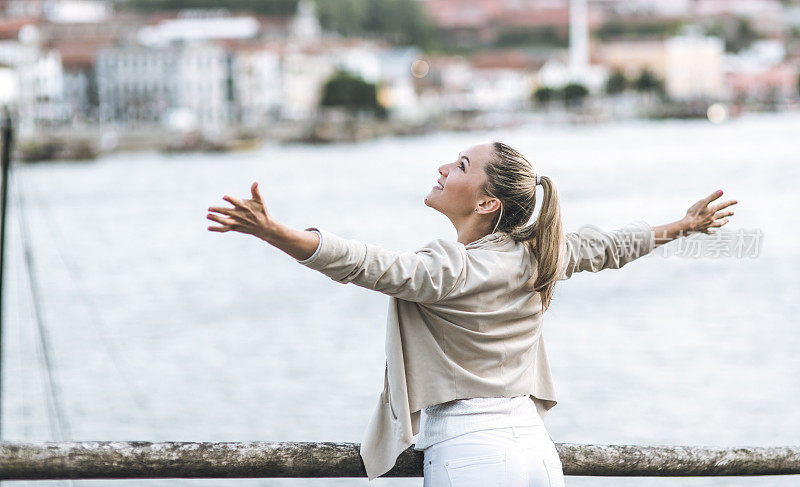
206,141,736,485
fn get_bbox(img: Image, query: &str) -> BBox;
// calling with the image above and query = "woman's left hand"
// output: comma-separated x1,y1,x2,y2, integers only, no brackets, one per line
681,189,737,235
207,182,276,240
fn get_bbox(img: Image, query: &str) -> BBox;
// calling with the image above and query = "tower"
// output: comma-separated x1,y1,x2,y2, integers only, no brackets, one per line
290,0,321,42
568,0,589,82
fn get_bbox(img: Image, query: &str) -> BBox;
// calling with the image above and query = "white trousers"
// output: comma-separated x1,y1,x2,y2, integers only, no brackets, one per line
422,425,565,487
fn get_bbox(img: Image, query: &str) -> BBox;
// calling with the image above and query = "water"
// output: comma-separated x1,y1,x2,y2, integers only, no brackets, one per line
4,112,799,486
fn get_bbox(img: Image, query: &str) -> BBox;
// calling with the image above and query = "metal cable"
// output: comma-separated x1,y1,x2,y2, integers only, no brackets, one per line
15,169,153,418
11,168,71,441
11,180,31,439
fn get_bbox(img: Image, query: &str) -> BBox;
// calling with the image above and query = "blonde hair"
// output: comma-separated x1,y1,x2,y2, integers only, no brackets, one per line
482,141,565,311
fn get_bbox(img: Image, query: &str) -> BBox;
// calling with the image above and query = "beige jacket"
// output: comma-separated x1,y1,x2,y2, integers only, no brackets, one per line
297,219,655,480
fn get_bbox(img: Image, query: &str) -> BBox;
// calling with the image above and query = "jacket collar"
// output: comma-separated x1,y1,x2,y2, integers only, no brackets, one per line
464,231,514,250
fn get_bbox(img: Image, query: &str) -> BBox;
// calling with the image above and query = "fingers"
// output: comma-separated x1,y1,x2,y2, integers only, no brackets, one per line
208,224,231,232
251,181,262,202
207,213,236,227
222,195,247,209
710,199,738,213
703,189,724,205
713,209,734,220
708,218,729,228
207,205,233,216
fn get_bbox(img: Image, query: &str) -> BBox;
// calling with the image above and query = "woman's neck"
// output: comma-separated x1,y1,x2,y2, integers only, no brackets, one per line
455,218,495,245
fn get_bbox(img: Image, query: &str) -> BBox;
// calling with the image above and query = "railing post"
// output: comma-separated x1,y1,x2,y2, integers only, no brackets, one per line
0,108,15,440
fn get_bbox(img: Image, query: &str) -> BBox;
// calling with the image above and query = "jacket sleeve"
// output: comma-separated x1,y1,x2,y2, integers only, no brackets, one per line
295,228,467,303
557,219,655,281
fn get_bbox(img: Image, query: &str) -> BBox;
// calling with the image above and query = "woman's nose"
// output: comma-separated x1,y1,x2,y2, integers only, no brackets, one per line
438,164,448,175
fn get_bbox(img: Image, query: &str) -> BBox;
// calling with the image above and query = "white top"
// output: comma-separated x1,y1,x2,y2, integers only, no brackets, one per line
413,395,545,450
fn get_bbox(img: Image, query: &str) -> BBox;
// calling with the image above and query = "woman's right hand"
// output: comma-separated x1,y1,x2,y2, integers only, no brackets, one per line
682,189,737,235
207,182,278,241
208,182,321,261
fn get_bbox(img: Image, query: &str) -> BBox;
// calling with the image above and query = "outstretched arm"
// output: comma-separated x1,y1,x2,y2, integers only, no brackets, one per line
558,189,738,280
558,219,655,280
653,189,737,248
206,182,466,303
206,181,320,260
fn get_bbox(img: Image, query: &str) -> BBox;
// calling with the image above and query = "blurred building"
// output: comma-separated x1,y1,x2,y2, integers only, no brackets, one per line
44,0,111,23
377,46,427,122
595,39,666,78
468,50,542,110
664,33,725,100
2,0,795,136
137,10,260,47
43,14,140,123
408,50,542,114
3,0,48,19
278,37,388,120
596,33,726,100
419,0,603,44
0,20,65,136
232,44,282,127
3,0,110,22
725,40,799,103
97,42,233,131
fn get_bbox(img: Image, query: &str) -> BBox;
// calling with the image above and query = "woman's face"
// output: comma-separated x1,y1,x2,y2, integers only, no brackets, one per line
424,143,497,222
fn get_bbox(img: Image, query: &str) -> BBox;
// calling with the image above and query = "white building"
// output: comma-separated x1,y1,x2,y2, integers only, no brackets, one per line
470,68,535,111
664,34,726,100
137,10,260,47
0,33,65,136
233,46,282,127
536,56,605,93
45,0,111,23
377,46,426,122
275,35,387,120
4,0,48,18
0,65,19,106
278,45,337,120
97,42,232,130
596,33,727,100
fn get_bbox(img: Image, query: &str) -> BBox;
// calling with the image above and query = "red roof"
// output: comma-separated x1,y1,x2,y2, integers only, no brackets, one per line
0,17,37,40
49,39,111,69
469,49,544,70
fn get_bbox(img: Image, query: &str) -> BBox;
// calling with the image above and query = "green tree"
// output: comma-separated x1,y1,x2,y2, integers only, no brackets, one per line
495,26,567,47
707,17,759,53
595,20,683,40
563,83,589,107
533,86,557,105
633,69,663,93
730,17,758,53
605,69,627,95
124,0,299,15
320,70,384,115
314,0,366,37
361,0,432,45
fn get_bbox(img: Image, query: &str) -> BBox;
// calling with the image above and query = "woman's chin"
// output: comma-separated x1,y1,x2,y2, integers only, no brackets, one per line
424,192,438,208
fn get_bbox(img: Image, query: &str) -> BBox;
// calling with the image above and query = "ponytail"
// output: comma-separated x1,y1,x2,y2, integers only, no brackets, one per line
484,142,565,312
511,176,564,311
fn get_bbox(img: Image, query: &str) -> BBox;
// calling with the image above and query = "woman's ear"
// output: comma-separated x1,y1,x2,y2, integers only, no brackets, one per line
476,197,501,215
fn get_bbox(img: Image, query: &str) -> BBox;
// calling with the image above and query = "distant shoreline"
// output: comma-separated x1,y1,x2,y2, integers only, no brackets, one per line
14,102,799,162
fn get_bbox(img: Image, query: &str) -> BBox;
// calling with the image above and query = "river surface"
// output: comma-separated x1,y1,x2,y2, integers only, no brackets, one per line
4,111,800,486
